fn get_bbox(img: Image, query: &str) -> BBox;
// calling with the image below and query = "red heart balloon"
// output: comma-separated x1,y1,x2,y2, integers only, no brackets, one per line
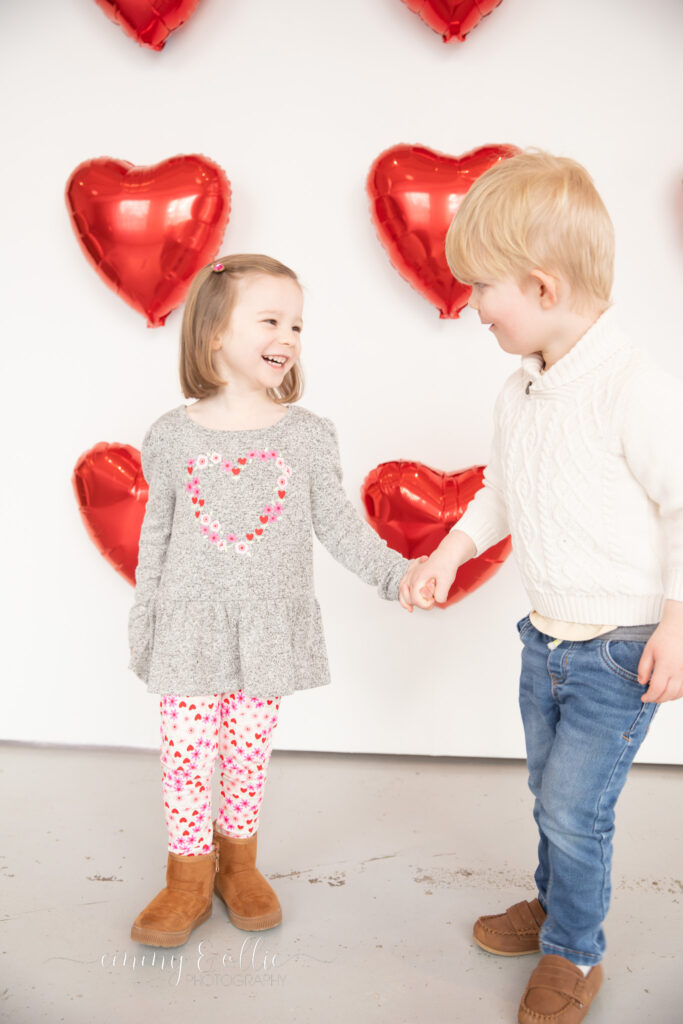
367,143,518,319
362,460,511,607
65,154,231,327
93,0,201,50
73,443,147,585
401,0,504,42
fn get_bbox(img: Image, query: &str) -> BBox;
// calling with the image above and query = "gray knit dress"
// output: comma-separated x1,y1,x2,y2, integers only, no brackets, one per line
127,404,411,698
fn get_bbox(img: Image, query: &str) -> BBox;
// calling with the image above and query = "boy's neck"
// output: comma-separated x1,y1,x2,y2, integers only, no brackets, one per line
540,303,609,371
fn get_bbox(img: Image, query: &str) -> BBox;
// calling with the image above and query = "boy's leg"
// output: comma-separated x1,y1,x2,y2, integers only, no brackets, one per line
159,694,221,855
473,615,556,955
521,632,658,966
517,616,560,912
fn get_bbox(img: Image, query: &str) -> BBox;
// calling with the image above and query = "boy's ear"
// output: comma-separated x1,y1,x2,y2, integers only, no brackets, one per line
528,269,561,309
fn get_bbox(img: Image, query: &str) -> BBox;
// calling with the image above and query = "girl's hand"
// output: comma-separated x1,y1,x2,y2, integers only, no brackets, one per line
401,557,432,610
399,556,439,613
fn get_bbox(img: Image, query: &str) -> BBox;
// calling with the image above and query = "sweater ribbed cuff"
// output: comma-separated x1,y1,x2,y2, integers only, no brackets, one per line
450,517,506,558
664,567,683,604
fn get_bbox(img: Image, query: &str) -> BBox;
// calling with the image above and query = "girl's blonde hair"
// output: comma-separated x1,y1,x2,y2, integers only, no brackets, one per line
445,149,614,313
180,253,305,403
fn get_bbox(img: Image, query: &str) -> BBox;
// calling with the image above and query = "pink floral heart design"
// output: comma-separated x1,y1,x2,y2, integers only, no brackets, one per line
185,447,292,555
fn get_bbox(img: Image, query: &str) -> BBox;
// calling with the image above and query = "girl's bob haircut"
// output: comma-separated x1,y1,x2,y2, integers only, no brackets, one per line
445,149,615,313
179,253,304,404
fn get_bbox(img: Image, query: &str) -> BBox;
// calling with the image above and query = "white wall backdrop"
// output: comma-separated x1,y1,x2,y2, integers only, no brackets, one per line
3,0,683,763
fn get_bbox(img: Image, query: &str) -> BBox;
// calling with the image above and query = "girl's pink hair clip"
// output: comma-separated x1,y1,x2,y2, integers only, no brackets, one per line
212,263,225,272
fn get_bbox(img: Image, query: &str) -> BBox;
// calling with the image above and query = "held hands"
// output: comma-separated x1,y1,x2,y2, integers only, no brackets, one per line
398,530,476,613
637,600,683,703
398,556,436,613
398,551,458,612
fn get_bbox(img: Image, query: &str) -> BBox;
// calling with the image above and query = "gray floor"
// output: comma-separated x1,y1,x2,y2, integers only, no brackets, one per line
1,744,681,1024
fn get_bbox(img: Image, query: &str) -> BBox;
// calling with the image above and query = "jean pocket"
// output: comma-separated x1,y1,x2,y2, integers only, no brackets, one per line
599,640,646,688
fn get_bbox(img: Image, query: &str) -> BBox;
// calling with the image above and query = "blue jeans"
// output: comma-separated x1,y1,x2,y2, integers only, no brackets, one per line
517,615,659,966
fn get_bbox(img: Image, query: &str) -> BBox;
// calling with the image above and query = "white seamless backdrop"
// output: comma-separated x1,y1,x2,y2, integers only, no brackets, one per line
3,0,683,762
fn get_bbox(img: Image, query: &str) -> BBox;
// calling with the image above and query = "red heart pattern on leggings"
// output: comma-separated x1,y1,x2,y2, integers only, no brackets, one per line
159,691,281,856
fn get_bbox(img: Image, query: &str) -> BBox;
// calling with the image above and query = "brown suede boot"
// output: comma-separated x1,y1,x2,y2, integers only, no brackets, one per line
212,821,282,931
130,844,217,947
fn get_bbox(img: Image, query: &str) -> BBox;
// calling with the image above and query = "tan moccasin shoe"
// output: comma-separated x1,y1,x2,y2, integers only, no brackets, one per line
518,954,604,1023
473,898,546,955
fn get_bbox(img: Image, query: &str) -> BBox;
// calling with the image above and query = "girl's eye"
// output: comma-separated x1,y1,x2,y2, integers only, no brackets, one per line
292,326,302,333
263,319,277,325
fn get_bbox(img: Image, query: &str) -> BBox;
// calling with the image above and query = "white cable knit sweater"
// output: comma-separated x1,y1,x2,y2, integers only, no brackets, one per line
454,306,683,625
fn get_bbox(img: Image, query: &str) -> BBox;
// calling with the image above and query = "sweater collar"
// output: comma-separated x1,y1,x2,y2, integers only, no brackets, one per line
520,306,627,391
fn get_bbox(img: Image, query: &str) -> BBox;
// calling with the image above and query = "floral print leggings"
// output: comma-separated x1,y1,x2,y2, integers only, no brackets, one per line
159,691,281,856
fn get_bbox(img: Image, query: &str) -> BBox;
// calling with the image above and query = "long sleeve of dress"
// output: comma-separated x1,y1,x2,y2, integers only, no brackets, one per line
309,417,411,600
128,422,176,657
453,387,510,556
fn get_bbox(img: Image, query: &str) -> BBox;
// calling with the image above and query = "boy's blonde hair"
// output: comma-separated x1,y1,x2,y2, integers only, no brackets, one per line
180,253,304,403
445,150,614,312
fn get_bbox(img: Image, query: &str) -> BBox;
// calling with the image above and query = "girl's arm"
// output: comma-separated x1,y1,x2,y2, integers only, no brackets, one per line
128,423,176,655
309,417,411,600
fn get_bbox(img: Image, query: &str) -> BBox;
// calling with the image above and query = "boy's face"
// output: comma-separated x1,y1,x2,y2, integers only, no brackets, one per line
467,275,547,357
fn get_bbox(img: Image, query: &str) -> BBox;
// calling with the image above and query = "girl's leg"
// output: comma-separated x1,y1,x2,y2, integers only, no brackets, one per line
159,694,221,856
216,692,281,838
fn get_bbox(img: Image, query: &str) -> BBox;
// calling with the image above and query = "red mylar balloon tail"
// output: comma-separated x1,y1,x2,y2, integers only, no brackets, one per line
362,459,511,607
401,0,504,43
65,154,231,327
93,0,202,50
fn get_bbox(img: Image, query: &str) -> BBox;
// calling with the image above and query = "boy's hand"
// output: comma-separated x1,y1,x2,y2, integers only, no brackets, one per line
638,600,683,702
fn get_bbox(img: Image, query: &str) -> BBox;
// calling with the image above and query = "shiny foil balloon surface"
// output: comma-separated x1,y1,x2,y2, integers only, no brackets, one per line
367,143,518,318
65,154,231,327
73,443,147,586
401,0,504,42
93,0,201,50
362,460,511,607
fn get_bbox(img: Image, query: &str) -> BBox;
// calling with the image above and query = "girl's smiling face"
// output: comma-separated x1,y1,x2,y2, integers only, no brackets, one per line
211,273,303,393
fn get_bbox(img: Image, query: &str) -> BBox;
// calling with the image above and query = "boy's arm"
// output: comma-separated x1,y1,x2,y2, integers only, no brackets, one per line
404,389,510,609
449,387,510,557
620,366,683,701
309,417,412,600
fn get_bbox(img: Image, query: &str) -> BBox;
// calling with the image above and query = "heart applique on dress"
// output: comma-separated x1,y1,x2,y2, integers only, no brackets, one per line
185,448,292,556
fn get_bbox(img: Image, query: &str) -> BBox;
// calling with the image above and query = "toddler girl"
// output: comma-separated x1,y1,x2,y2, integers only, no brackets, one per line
127,253,413,947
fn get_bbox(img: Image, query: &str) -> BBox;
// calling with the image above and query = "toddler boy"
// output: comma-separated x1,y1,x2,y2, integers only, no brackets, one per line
402,150,683,1023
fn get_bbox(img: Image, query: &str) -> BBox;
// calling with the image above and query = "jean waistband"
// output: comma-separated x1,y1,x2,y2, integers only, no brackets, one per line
597,623,659,642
